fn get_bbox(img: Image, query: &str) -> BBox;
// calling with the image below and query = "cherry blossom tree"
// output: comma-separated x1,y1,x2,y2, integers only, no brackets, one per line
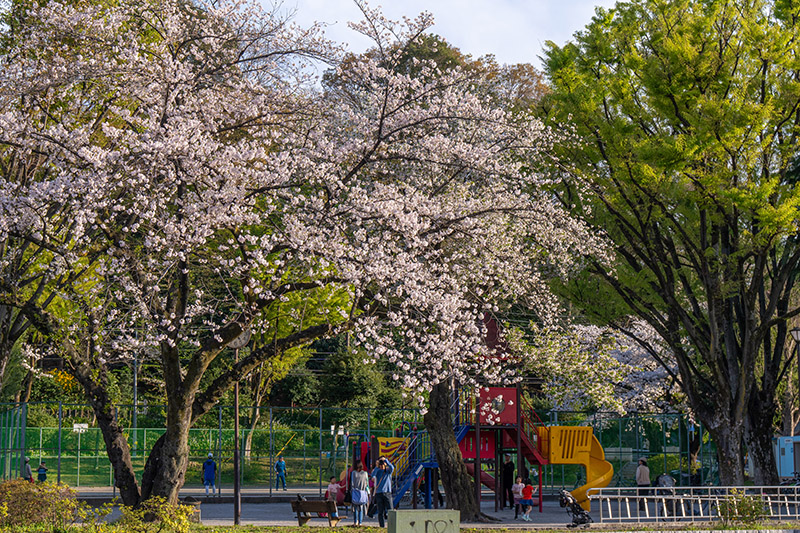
509,320,681,413
0,0,603,508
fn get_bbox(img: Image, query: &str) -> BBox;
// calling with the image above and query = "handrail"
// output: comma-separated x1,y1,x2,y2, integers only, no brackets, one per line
451,387,474,426
587,485,800,523
519,392,548,459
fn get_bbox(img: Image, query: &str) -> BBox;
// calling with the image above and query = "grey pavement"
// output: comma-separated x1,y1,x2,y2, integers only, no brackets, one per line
194,499,578,529
76,487,604,529
77,487,734,529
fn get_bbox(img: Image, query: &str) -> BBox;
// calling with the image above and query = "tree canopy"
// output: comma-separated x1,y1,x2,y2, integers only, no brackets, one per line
543,0,800,484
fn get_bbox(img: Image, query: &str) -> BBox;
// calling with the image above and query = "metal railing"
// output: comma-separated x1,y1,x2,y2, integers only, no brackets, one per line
588,485,800,523
518,393,547,459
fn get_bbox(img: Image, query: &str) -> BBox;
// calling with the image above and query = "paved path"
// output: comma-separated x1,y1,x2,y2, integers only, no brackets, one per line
76,487,584,528
195,499,578,529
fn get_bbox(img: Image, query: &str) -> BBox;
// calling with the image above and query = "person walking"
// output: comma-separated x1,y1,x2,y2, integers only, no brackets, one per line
36,461,47,482
502,454,515,509
636,458,650,511
371,456,394,527
520,479,536,521
202,453,217,496
275,455,287,490
22,457,32,482
350,460,370,526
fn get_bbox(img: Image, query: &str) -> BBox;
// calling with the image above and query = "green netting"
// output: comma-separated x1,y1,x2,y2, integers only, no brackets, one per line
0,402,718,491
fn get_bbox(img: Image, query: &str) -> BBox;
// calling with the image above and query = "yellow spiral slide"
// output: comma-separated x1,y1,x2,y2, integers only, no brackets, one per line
543,426,614,511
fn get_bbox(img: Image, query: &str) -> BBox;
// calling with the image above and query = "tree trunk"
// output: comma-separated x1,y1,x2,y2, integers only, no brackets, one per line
95,399,141,506
424,381,480,520
141,402,192,504
688,426,700,480
781,384,799,436
745,391,779,485
14,367,34,404
244,406,260,462
704,418,745,486
70,358,141,506
328,423,340,478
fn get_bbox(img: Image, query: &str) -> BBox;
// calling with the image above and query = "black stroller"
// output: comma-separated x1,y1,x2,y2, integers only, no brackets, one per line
559,489,593,527
655,473,677,519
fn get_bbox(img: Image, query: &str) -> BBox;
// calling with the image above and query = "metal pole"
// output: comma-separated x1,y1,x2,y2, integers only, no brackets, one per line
132,356,138,457
2,408,6,479
234,347,241,526
57,402,62,484
319,408,323,497
700,424,705,485
19,404,26,480
77,431,81,487
678,415,683,483
475,392,481,511
663,414,668,475
344,431,350,500
269,407,273,498
217,406,222,497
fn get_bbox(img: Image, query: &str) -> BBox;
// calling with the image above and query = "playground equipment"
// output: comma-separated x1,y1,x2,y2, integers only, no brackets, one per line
379,385,614,512
544,426,614,511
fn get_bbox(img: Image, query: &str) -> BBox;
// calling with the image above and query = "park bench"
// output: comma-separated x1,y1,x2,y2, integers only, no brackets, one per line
290,499,341,527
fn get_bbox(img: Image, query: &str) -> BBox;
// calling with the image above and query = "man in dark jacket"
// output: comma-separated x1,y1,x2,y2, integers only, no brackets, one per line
502,455,515,509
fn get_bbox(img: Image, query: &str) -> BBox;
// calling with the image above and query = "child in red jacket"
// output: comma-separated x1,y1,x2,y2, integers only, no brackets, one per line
519,480,537,521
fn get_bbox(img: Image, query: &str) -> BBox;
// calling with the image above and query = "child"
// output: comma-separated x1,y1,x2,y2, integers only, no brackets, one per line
520,480,537,521
512,475,524,519
326,476,340,519
37,461,47,482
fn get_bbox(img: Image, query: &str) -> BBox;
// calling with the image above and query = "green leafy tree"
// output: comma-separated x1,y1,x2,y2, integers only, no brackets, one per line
543,0,800,484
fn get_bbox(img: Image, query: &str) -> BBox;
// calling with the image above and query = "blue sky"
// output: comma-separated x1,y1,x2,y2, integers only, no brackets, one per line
279,0,619,67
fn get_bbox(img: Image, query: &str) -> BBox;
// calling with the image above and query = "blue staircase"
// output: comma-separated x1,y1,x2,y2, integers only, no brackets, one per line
390,424,471,507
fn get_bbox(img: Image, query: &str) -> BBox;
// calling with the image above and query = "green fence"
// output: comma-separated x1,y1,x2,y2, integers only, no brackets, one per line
542,411,719,490
0,402,717,494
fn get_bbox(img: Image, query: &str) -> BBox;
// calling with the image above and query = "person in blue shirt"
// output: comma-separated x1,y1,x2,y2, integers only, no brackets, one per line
370,456,394,527
202,453,217,495
36,461,47,482
275,455,287,490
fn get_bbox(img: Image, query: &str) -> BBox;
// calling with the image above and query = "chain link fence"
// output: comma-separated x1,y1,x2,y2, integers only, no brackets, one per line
0,402,717,494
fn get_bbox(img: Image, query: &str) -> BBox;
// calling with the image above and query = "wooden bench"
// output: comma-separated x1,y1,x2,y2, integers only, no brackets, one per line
290,499,341,527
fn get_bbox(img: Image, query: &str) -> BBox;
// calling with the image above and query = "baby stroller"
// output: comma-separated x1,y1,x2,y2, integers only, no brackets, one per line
559,489,593,527
655,473,677,519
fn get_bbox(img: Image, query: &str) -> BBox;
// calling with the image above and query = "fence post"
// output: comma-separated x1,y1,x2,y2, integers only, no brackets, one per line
20,403,27,480
678,414,683,483
1,408,5,479
57,402,62,484
217,405,222,497
76,430,81,487
662,414,668,475
269,407,273,497
699,423,705,484
319,407,323,497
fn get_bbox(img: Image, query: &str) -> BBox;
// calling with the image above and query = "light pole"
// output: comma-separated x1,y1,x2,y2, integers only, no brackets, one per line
229,328,251,527
792,327,800,400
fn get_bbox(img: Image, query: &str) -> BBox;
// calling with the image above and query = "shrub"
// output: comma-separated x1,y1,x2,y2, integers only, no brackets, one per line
717,488,766,526
117,496,195,533
0,479,82,529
